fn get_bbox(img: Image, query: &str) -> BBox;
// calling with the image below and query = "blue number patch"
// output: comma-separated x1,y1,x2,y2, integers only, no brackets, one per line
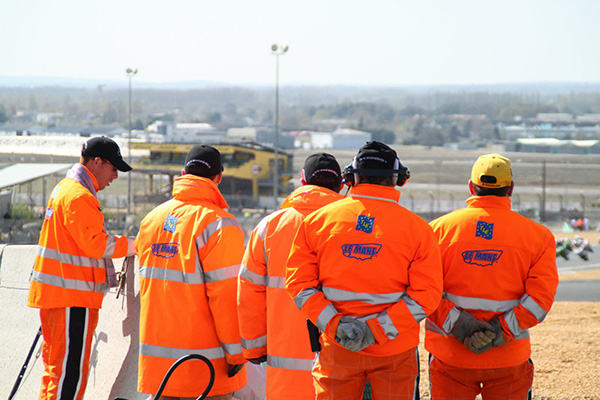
356,215,374,233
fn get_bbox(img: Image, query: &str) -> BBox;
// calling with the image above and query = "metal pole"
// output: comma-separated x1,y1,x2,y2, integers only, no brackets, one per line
273,54,280,209
127,74,132,214
540,159,546,222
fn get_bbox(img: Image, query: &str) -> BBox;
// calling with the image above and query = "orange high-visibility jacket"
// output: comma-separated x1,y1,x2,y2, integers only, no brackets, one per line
28,172,132,310
238,185,343,399
136,175,246,397
286,184,443,357
426,195,558,369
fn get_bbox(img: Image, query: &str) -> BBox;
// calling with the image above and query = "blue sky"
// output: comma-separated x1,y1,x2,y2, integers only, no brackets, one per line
2,0,600,86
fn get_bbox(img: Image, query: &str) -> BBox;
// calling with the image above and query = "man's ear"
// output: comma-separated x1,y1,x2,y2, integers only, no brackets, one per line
508,181,514,197
468,180,475,195
213,171,223,185
300,169,307,186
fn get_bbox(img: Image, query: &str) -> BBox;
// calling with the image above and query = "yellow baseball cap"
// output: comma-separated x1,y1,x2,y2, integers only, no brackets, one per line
471,153,512,188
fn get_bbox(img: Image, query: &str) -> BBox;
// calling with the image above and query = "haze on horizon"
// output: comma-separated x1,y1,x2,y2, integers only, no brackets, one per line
2,0,600,88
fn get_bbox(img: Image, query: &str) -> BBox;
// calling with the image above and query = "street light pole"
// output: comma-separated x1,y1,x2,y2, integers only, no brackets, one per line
271,44,288,209
126,68,138,215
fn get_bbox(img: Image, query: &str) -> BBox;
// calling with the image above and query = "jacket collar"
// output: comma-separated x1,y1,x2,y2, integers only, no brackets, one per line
466,195,511,209
280,185,343,210
66,163,99,197
349,183,401,204
172,174,229,209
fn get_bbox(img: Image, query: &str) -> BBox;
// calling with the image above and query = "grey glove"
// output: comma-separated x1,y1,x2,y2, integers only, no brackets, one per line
452,310,494,342
463,330,496,354
336,316,365,352
336,317,376,352
488,317,508,347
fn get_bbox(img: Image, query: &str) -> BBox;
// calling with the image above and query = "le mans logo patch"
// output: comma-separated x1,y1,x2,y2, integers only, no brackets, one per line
462,249,503,267
476,221,494,240
151,242,180,258
44,207,54,221
163,215,177,233
356,215,374,233
341,243,382,260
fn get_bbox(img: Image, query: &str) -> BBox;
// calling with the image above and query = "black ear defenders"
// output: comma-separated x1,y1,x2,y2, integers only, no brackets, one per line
342,157,410,187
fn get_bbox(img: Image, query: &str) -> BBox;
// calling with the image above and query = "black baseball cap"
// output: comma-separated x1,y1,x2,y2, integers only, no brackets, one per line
355,141,397,175
81,136,132,172
303,153,341,186
184,145,223,177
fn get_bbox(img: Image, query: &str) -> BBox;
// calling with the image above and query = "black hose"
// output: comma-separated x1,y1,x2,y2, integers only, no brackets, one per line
8,326,42,400
153,354,215,400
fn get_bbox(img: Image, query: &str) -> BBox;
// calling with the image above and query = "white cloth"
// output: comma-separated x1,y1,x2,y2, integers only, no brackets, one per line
232,363,266,400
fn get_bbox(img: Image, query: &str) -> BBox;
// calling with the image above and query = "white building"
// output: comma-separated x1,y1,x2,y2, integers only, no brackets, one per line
311,128,372,149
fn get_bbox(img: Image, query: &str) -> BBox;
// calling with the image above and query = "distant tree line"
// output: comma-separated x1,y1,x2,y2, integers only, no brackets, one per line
2,84,600,146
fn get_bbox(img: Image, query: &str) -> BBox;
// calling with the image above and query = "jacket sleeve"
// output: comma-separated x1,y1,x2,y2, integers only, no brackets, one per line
238,217,269,360
285,219,342,340
497,230,558,341
200,217,246,365
65,192,132,259
367,225,444,344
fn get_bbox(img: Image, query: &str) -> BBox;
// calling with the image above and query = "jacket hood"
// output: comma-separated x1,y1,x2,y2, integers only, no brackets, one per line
280,184,343,211
172,174,229,209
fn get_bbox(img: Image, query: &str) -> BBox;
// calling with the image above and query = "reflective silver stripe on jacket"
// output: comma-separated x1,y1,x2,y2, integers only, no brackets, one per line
195,217,243,249
38,246,106,269
268,355,313,371
139,263,239,285
31,270,106,292
239,266,285,289
350,193,400,204
294,287,320,309
267,275,286,289
139,265,204,285
241,335,267,351
140,343,226,360
103,235,117,258
376,310,399,340
442,307,462,334
239,264,267,286
402,293,427,323
444,293,519,312
322,286,404,305
316,304,338,332
294,287,339,331
222,341,243,356
255,216,270,265
205,264,240,283
520,294,548,322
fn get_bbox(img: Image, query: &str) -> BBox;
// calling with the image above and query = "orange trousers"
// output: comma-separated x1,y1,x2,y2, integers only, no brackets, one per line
429,356,533,400
38,307,99,400
313,338,420,400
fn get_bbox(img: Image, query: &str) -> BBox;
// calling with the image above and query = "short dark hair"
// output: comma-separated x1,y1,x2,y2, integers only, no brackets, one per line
473,184,511,197
358,174,395,186
311,176,341,192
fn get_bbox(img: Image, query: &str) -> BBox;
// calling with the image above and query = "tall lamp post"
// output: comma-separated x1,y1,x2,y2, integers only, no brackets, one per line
271,44,288,209
126,68,138,214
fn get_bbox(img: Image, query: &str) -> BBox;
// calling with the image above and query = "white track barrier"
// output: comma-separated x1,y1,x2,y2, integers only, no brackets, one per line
0,245,144,400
